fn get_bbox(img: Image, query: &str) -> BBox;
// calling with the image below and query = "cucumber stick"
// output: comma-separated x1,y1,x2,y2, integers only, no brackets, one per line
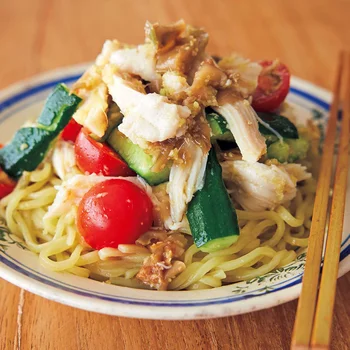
267,137,309,163
187,148,239,252
37,84,82,132
206,112,232,141
206,109,299,141
107,129,171,185
0,84,81,178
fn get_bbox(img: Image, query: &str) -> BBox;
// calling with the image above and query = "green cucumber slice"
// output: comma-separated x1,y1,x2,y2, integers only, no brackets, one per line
0,84,81,178
107,129,171,185
187,148,239,253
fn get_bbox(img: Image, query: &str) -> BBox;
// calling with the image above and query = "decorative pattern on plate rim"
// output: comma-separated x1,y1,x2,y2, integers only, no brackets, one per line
0,219,26,253
231,253,306,295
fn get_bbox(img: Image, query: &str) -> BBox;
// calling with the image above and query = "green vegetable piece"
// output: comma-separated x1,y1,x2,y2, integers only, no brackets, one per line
264,134,279,146
257,112,299,139
187,148,239,253
207,112,230,135
205,109,299,143
206,110,234,141
0,128,53,178
0,84,82,178
267,137,310,163
107,129,171,185
267,141,290,163
37,84,82,134
285,138,309,162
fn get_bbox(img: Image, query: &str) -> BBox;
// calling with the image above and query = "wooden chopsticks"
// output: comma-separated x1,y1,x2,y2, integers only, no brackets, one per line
291,51,350,350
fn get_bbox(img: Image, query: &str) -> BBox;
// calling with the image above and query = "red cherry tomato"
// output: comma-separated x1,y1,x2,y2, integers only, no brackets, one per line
61,118,82,142
252,60,290,112
75,128,135,177
0,169,16,199
77,179,153,249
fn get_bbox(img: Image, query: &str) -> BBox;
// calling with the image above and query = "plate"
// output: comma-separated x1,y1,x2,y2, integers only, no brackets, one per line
0,64,349,320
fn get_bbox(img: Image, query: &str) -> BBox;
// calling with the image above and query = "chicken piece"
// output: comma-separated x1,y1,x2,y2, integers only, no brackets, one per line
51,140,81,180
218,53,262,98
221,160,310,212
136,230,168,246
109,43,159,82
136,234,187,290
155,24,209,79
281,163,312,182
167,139,209,223
187,58,231,106
160,71,189,102
103,66,191,148
213,96,266,163
152,183,191,232
71,66,109,138
95,39,124,66
145,20,186,54
44,174,153,220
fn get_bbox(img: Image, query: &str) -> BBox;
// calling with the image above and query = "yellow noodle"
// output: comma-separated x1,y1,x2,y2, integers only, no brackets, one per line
276,206,304,227
184,244,200,265
208,269,226,280
125,268,140,279
67,266,91,278
186,282,212,290
284,227,309,247
76,251,100,266
170,257,230,290
118,244,149,254
240,238,261,255
224,250,286,282
29,162,52,182
218,247,277,271
199,276,222,288
39,241,83,271
109,277,151,289
278,250,297,267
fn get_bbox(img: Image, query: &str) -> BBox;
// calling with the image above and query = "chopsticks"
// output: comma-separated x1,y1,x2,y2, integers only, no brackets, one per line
291,51,350,350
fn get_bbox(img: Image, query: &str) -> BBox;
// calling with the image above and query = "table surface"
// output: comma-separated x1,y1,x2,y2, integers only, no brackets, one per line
1,1,350,349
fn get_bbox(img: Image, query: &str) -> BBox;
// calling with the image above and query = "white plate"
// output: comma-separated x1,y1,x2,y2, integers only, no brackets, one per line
0,64,349,320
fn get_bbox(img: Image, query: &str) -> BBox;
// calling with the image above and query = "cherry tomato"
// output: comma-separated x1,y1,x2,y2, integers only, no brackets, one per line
75,128,135,177
77,179,153,249
61,118,82,142
0,169,16,199
252,60,290,112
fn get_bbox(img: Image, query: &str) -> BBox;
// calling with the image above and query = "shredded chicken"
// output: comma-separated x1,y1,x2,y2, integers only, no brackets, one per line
152,22,209,79
221,160,311,212
145,20,186,54
71,66,109,138
161,71,189,102
152,183,191,232
136,230,168,246
218,54,262,98
281,163,312,182
103,65,191,148
109,43,159,82
95,40,124,66
51,140,81,180
167,146,207,222
136,233,187,290
214,98,266,162
187,58,231,106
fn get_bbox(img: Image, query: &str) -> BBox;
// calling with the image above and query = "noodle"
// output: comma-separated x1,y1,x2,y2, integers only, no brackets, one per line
0,160,316,290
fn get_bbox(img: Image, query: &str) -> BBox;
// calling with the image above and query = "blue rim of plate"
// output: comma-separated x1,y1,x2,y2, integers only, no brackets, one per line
0,71,349,308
